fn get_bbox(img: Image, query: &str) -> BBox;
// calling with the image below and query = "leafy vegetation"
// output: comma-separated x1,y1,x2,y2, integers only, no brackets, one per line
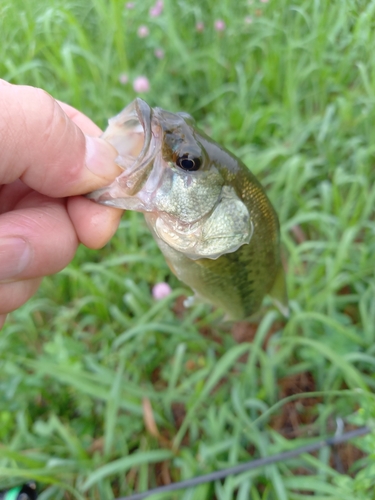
1,0,375,498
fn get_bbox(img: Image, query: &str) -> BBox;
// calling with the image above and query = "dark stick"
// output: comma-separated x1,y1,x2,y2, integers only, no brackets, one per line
117,426,370,500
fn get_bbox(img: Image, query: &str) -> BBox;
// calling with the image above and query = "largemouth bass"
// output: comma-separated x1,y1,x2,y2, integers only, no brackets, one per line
88,99,287,320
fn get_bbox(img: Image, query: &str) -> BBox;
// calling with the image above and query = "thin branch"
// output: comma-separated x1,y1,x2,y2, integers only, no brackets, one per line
117,426,371,500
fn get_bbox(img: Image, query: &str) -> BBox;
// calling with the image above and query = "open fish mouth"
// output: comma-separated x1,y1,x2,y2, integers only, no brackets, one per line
87,98,160,209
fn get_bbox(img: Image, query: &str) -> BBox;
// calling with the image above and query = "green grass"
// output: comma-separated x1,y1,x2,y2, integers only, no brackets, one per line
1,0,375,498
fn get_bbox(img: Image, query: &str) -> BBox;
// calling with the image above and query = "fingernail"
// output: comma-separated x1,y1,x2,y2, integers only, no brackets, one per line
0,237,31,282
85,135,121,179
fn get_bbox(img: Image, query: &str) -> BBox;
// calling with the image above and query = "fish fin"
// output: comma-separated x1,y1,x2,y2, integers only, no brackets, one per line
183,295,197,308
269,265,289,318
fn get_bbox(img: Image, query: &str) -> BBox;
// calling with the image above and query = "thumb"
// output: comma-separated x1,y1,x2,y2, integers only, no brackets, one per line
0,84,121,197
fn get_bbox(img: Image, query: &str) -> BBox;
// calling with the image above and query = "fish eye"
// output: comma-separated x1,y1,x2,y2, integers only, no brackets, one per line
176,154,201,171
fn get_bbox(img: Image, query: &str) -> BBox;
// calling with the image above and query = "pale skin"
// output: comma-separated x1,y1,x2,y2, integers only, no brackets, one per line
0,80,124,329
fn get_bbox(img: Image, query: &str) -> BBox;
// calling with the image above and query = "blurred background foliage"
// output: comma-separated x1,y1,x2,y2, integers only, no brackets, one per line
1,0,375,498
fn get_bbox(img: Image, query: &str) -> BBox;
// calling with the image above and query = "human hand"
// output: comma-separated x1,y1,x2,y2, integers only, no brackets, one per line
0,81,123,328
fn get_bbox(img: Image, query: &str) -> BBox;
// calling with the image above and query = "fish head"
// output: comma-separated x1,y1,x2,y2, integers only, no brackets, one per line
88,98,252,259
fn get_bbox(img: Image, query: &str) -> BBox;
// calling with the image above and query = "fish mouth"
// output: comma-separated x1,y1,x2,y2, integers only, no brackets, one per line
87,98,160,209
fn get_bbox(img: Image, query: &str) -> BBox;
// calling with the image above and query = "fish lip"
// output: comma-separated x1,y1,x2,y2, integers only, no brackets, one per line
112,97,154,173
132,98,152,168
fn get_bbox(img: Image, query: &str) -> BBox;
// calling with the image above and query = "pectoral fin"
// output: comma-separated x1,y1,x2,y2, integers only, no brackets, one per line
194,187,253,259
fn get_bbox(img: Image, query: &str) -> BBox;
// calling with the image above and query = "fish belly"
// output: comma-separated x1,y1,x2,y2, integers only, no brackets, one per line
153,232,278,320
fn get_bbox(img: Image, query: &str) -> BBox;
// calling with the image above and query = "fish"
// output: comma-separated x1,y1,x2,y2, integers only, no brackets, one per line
88,98,288,320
